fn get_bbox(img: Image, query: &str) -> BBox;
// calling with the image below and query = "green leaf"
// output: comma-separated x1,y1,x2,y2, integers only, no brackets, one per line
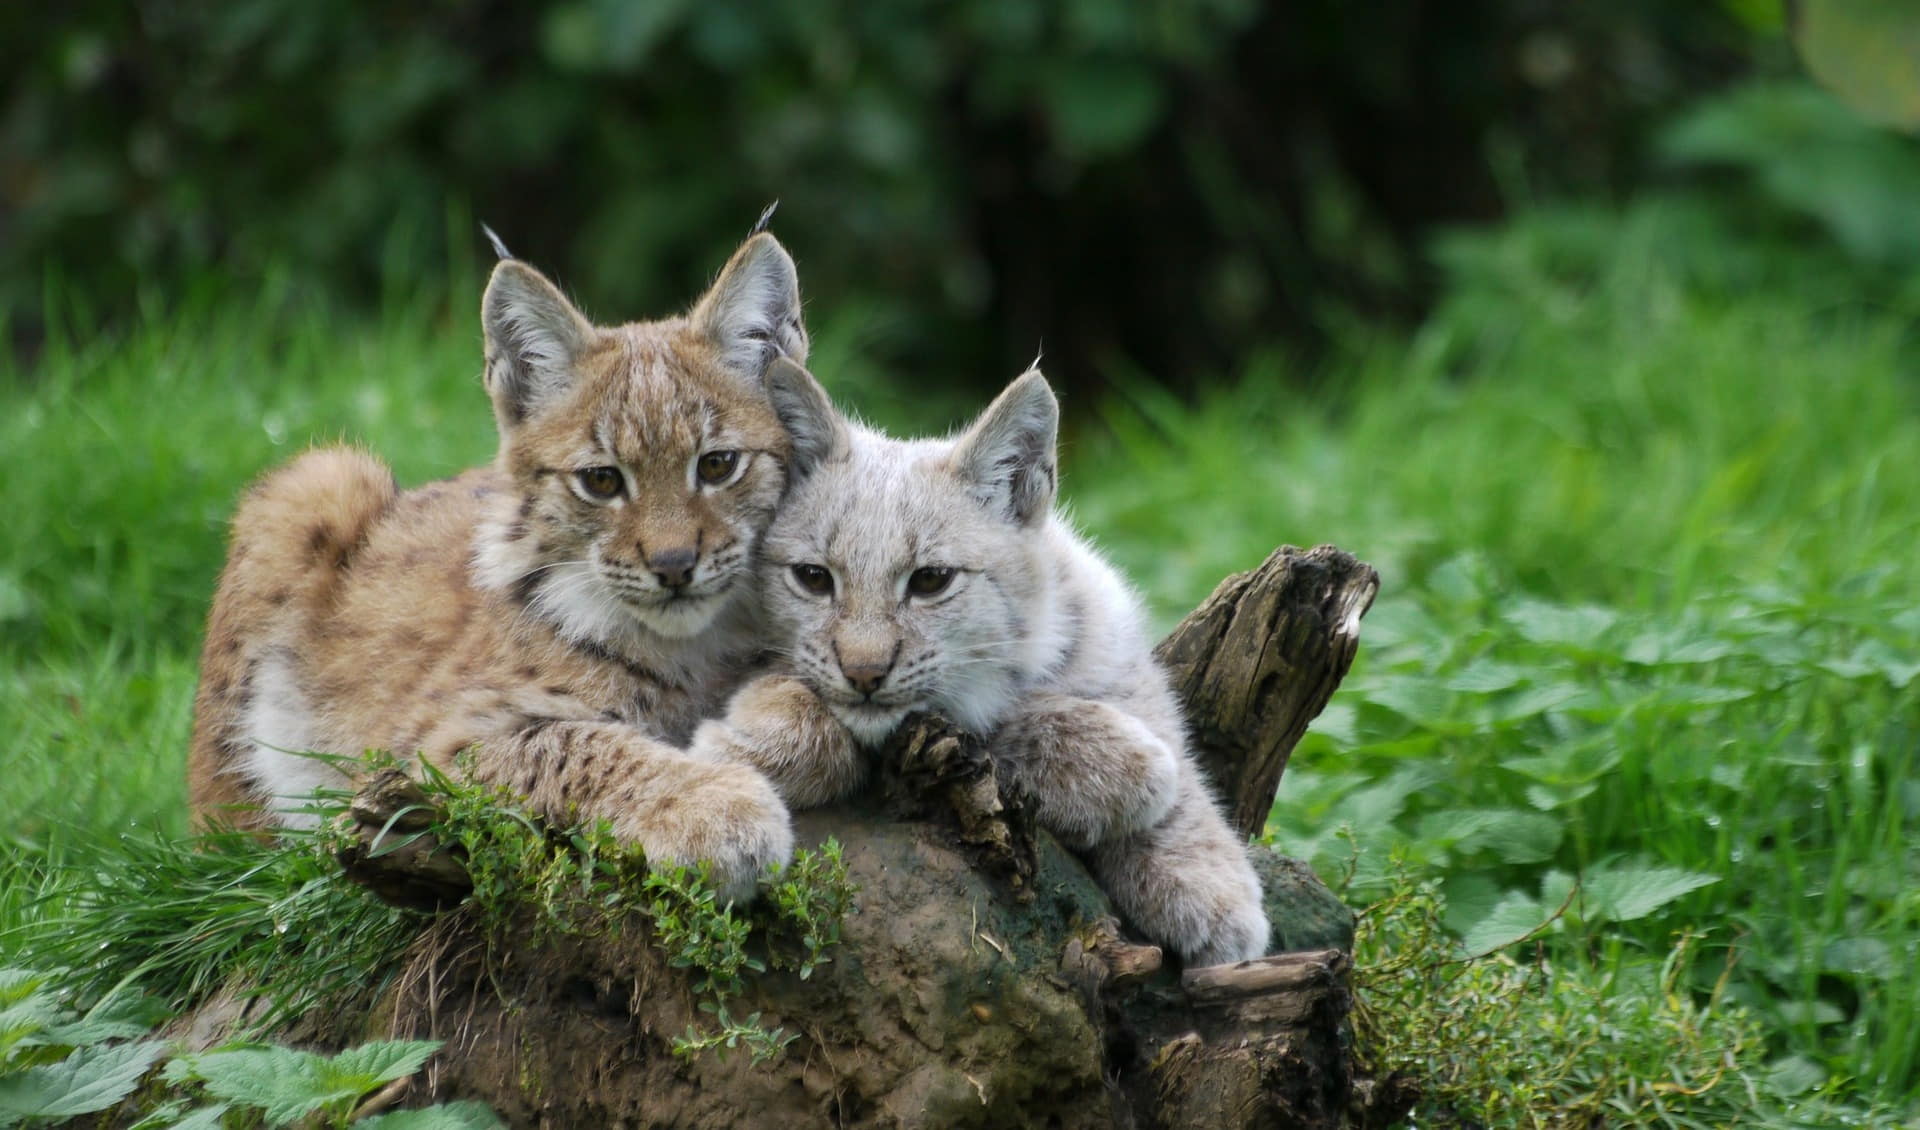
0,1040,165,1120
1360,678,1462,731
37,990,167,1047
1476,684,1590,726
170,1046,342,1125
1764,1054,1830,1096
0,998,58,1061
324,1040,443,1090
161,1104,232,1130
0,972,47,1009
1417,808,1564,864
1443,661,1528,693
1579,863,1719,923
355,1100,505,1129
1820,937,1898,981
1503,599,1618,649
1457,891,1551,956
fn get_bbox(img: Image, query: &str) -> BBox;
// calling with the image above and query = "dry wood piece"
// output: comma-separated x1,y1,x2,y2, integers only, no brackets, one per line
335,768,471,911
1157,543,1380,837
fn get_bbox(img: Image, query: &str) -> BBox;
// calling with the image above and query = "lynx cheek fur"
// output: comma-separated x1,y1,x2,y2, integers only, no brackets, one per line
188,233,829,900
692,363,1271,963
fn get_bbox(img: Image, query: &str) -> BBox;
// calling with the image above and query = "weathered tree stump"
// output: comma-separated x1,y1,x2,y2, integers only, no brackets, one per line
336,544,1379,1128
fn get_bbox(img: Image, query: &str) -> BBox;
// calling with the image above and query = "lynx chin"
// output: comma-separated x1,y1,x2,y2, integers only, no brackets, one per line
690,361,1271,964
189,232,831,900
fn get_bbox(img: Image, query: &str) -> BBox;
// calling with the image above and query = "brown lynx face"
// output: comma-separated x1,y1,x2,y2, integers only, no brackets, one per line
472,235,811,644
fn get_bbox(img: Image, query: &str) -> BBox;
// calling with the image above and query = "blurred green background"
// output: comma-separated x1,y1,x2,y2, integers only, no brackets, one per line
6,1,1920,1125
5,0,1774,396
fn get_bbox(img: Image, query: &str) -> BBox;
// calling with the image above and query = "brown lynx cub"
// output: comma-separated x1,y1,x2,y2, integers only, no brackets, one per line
189,233,828,898
691,364,1270,964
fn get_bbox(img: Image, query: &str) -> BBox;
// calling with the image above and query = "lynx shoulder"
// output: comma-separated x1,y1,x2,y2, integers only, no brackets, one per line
189,233,832,898
693,363,1270,961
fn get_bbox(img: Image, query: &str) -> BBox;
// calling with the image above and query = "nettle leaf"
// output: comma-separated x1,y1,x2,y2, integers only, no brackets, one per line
0,1040,165,1120
1765,1054,1830,1097
355,1100,505,1128
1457,890,1551,956
159,1104,232,1130
1417,808,1564,864
1503,599,1619,649
1639,684,1753,710
1622,627,1737,666
38,989,167,1047
1306,701,1358,745
1820,640,1920,688
1579,863,1719,923
1360,678,1466,732
1476,683,1591,727
1443,660,1528,693
0,972,47,1009
0,997,58,1060
324,1040,443,1091
1821,937,1899,981
171,1046,343,1125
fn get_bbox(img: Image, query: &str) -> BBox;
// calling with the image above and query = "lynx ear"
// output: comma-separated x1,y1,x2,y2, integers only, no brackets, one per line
949,369,1059,526
689,233,808,381
481,261,596,427
766,357,846,479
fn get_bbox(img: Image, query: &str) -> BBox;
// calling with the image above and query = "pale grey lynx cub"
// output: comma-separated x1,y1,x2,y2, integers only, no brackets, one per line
691,362,1269,965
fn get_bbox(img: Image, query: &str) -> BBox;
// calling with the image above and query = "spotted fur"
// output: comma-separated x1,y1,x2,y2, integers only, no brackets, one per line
189,234,827,899
691,365,1270,961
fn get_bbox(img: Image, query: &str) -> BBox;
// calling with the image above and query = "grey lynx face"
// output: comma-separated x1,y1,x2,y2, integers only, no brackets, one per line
473,235,820,643
758,365,1060,743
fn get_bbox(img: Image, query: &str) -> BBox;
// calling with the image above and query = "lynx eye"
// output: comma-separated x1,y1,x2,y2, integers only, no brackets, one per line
696,450,741,485
907,566,956,597
575,466,624,500
791,563,834,597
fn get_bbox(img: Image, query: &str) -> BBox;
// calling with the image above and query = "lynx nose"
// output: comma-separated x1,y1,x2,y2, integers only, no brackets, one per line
841,663,891,696
647,547,697,590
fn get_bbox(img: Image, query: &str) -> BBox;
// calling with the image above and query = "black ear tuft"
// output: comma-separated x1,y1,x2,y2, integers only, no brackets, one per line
481,224,514,262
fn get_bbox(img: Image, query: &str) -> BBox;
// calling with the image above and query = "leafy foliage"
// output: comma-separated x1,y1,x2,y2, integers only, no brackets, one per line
1350,863,1776,1127
0,972,496,1129
163,1040,443,1127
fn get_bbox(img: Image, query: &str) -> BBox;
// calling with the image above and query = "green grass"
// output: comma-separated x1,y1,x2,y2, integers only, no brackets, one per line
3,191,1917,1122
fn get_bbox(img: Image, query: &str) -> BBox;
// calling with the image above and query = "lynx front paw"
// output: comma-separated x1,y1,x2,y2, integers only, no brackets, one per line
615,761,794,903
690,675,866,808
1186,891,1272,969
1092,775,1271,967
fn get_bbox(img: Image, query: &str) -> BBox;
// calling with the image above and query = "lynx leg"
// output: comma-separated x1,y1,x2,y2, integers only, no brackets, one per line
992,694,1180,849
472,720,795,902
687,675,867,809
1088,767,1269,967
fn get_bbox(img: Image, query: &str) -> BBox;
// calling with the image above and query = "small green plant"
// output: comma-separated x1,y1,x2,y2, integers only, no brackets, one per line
159,1040,499,1129
404,758,858,1063
0,970,499,1129
1349,856,1771,1127
0,969,166,1128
